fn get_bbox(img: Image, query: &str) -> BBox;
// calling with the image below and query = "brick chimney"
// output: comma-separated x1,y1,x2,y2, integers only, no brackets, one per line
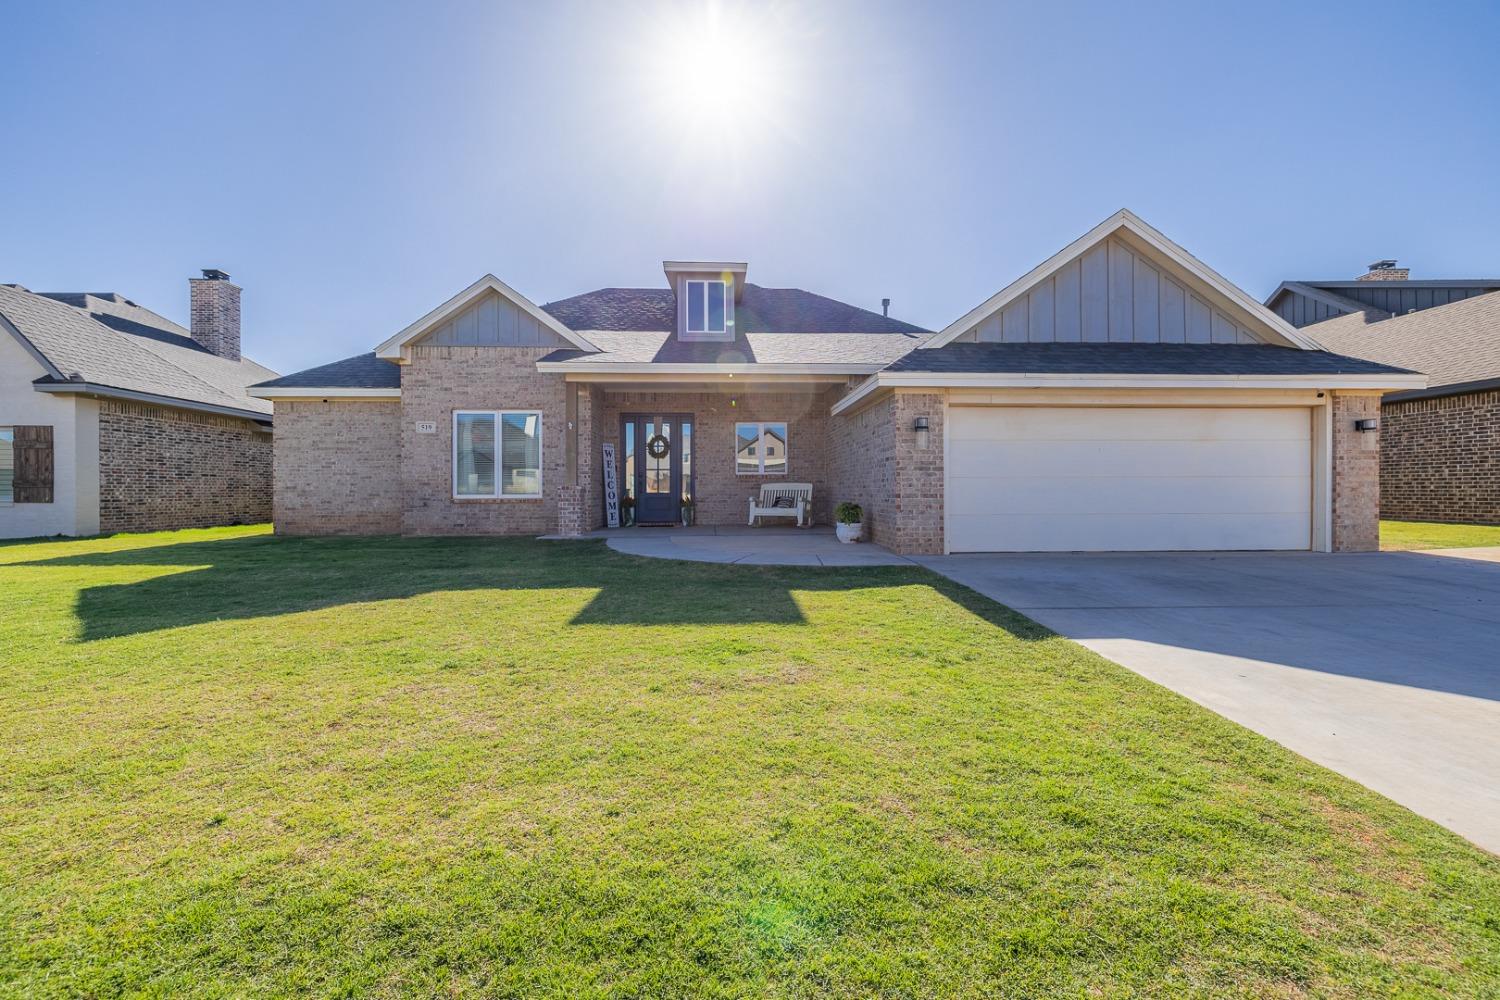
1358,259,1410,282
189,268,241,360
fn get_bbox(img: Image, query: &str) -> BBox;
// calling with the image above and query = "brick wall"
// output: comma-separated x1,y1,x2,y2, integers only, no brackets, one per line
399,346,569,535
1381,389,1500,525
890,392,945,554
272,400,401,534
97,399,271,533
829,393,895,542
828,389,944,555
595,386,838,527
1331,392,1382,551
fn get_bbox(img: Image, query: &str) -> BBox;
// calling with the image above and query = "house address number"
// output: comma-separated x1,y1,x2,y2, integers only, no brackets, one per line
415,421,437,434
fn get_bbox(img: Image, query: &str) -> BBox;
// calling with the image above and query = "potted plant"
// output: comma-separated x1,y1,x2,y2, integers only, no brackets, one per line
680,495,695,527
621,494,636,527
835,502,864,543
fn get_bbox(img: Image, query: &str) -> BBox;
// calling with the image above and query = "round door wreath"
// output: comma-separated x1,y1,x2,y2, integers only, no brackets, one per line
646,434,670,459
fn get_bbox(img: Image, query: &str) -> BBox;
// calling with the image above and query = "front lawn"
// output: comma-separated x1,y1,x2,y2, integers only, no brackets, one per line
1383,518,1500,551
1,526,1497,998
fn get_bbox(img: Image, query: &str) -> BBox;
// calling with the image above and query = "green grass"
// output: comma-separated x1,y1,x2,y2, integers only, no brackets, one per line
1,526,1497,998
1382,519,1500,551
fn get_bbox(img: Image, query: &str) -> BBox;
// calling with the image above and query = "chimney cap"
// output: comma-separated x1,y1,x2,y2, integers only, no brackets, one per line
200,268,231,281
1367,259,1399,272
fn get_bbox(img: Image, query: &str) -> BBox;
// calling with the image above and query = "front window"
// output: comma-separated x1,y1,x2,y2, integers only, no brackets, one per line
453,410,542,498
735,421,788,476
0,428,12,503
685,280,727,334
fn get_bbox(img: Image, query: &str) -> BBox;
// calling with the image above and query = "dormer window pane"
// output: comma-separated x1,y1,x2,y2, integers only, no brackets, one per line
706,281,725,332
688,282,706,332
685,279,728,334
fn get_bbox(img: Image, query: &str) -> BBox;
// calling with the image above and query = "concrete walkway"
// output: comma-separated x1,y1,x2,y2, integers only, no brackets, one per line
595,525,911,566
914,548,1500,853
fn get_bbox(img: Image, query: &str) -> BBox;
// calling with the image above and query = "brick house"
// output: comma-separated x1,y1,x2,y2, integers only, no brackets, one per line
0,271,276,538
252,210,1420,554
1269,265,1500,525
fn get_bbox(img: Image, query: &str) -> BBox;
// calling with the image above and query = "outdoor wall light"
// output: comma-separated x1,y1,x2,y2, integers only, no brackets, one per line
913,415,930,449
1355,418,1379,432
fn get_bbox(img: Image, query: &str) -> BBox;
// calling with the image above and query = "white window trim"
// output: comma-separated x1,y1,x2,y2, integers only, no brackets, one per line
452,409,544,500
685,279,728,334
735,420,789,476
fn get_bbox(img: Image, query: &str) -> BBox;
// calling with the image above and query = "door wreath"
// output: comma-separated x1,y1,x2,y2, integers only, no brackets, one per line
646,434,670,459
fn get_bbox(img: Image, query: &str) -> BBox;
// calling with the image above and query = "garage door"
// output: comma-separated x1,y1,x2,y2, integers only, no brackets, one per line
946,406,1311,552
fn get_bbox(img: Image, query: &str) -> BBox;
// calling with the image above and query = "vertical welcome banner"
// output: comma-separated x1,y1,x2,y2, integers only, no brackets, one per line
602,443,619,528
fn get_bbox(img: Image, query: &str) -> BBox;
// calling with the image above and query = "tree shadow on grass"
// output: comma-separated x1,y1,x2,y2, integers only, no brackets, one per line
15,533,1052,643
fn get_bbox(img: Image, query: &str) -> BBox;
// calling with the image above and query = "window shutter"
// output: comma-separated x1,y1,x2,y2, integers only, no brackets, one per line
13,425,54,504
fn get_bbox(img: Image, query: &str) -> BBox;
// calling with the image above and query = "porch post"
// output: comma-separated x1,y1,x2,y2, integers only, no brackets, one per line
556,383,595,537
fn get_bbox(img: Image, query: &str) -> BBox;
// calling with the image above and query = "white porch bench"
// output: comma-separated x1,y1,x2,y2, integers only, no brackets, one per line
748,483,813,527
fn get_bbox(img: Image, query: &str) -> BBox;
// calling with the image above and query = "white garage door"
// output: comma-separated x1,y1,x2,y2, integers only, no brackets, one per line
946,406,1312,552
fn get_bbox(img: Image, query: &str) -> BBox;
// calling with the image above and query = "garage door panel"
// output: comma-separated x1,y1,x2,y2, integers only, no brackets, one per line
946,406,1312,552
946,475,1311,517
950,406,1308,442
948,439,1311,479
950,512,1311,553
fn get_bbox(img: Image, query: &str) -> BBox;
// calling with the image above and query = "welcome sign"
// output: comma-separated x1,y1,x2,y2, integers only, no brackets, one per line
601,443,619,528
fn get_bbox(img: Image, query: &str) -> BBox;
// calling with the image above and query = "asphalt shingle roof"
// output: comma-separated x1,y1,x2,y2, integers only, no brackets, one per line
882,342,1416,376
538,330,926,367
1303,291,1500,393
0,284,276,416
540,284,925,335
251,352,401,389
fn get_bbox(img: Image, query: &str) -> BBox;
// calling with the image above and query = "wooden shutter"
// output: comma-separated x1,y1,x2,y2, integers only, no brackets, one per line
13,425,54,504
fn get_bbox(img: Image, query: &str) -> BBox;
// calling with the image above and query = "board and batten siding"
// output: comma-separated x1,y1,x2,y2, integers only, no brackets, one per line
956,237,1262,346
1334,283,1495,316
1273,284,1499,327
1271,291,1354,329
416,290,569,348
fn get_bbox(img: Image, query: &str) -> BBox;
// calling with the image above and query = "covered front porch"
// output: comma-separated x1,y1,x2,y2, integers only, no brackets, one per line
574,375,849,532
584,525,909,566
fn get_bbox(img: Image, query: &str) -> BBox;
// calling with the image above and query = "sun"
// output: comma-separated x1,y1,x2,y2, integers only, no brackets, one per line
636,2,798,135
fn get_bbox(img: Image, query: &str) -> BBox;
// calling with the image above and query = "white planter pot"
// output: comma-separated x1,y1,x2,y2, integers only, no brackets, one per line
836,521,864,543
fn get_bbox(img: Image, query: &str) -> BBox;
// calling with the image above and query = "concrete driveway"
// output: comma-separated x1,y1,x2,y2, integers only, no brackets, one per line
913,549,1500,853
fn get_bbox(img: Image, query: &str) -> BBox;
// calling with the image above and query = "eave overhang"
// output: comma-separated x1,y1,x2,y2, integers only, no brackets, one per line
829,369,1429,416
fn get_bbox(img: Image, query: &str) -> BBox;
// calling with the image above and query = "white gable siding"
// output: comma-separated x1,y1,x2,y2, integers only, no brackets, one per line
0,331,99,538
416,291,569,348
957,237,1263,345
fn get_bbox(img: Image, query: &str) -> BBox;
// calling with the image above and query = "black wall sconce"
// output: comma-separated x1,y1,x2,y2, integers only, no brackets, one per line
913,415,930,449
1355,418,1379,432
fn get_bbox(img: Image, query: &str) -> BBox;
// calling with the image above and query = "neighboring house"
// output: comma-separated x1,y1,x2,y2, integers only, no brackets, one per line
1270,264,1500,524
0,271,276,538
251,210,1420,554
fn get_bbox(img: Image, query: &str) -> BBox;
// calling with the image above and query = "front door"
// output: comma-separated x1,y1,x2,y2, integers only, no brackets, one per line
626,413,692,525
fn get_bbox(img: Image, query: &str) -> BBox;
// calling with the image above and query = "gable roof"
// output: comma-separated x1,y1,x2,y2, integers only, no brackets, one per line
1302,290,1500,400
374,274,597,359
270,280,929,389
924,209,1320,351
0,283,276,419
540,284,925,335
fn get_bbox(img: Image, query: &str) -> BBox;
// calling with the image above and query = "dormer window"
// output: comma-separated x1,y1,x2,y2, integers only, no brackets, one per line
685,280,728,335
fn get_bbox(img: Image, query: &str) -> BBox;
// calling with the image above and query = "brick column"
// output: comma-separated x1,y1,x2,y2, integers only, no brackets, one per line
555,384,596,537
890,392,945,555
1331,392,1381,552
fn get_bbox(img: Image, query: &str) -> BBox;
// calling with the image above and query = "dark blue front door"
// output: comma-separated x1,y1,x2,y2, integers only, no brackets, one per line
628,413,691,524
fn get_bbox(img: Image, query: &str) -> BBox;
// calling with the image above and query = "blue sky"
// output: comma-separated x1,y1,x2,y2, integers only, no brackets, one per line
4,0,1497,375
